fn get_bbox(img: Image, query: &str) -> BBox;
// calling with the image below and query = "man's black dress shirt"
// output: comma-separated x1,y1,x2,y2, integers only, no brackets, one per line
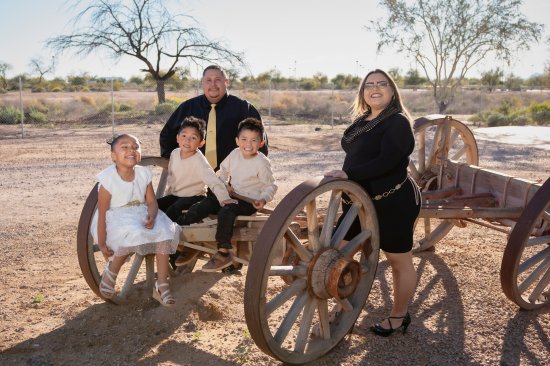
159,93,267,170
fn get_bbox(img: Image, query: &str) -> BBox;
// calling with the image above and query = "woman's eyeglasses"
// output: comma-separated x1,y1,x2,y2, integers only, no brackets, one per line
364,81,389,90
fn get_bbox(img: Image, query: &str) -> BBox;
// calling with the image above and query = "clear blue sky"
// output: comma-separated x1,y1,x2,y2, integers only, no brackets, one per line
1,0,548,80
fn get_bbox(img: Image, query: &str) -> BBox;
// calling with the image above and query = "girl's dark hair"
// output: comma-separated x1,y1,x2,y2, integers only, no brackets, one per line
106,133,141,151
179,116,206,140
237,118,264,139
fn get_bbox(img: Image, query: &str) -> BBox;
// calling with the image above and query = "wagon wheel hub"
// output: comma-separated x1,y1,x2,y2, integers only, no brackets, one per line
308,248,361,300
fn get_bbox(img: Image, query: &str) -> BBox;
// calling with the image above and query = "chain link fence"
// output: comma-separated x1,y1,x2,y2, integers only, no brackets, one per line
1,79,550,137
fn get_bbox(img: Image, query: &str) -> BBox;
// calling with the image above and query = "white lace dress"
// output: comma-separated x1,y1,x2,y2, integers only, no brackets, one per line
91,164,180,256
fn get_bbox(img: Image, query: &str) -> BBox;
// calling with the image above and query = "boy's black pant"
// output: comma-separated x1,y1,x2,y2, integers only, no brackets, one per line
181,191,257,249
157,194,204,221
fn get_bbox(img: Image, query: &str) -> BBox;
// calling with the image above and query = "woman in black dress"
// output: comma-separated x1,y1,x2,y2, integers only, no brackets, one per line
325,69,420,336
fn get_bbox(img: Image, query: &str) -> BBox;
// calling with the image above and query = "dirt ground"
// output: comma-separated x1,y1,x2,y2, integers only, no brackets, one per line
0,121,549,366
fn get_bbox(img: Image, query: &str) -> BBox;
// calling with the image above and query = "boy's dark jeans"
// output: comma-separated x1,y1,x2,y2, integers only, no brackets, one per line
157,194,204,221
181,191,257,249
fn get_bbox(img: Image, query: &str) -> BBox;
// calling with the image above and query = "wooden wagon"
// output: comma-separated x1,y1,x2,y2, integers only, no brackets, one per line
76,115,550,365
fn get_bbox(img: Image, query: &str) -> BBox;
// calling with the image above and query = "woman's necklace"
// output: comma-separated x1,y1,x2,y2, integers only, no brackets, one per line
342,102,400,143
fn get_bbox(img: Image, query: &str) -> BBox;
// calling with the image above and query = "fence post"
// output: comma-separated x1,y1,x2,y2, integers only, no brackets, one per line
19,77,25,138
111,77,115,136
330,83,334,128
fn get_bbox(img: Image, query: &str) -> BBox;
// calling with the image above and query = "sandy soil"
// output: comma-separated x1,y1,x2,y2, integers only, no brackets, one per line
0,121,549,366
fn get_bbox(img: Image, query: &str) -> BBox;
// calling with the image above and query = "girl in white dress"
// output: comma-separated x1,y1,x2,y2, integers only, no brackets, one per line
92,134,180,306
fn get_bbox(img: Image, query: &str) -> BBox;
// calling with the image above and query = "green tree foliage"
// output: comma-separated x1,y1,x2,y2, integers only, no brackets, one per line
369,0,543,113
387,68,404,87
404,69,427,88
481,68,504,92
48,0,244,103
331,74,360,90
0,62,10,91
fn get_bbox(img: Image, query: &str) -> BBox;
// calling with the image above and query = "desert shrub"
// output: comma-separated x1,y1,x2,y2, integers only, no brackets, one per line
154,100,179,115
29,109,48,123
80,95,96,106
32,85,45,93
507,112,529,126
497,97,522,115
527,101,550,125
486,112,510,127
166,96,186,105
0,106,22,124
49,86,64,92
119,103,133,112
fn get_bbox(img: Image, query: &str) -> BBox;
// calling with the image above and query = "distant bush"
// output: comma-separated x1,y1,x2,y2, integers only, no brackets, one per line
487,112,510,127
154,100,179,115
527,101,550,125
29,109,48,123
119,103,133,112
0,106,22,124
80,95,96,106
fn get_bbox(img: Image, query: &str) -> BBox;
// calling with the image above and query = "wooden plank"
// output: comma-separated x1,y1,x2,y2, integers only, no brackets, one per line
419,206,523,219
439,160,542,209
182,226,261,242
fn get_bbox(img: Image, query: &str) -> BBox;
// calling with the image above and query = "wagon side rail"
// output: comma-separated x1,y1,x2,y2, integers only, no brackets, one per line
419,159,543,234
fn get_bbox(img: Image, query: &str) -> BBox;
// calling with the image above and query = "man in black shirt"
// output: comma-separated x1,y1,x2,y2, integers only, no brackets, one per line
159,65,267,272
159,65,267,169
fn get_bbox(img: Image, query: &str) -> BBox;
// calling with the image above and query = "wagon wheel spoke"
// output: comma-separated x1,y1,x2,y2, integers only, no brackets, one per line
517,248,550,294
340,229,372,257
284,228,313,261
312,299,329,339
408,160,420,181
451,145,467,161
330,203,360,248
528,266,550,303
320,190,342,247
294,297,317,353
265,279,307,316
417,129,427,173
269,264,308,278
306,199,321,251
274,292,311,344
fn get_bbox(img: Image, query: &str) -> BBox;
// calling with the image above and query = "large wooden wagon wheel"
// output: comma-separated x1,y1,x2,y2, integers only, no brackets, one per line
244,177,379,365
411,115,479,252
76,156,195,303
501,177,550,309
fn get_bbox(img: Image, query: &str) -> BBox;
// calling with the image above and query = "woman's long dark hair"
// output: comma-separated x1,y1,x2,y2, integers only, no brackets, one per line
351,68,412,121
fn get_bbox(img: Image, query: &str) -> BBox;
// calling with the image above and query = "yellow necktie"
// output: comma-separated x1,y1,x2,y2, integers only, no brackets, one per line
205,103,217,168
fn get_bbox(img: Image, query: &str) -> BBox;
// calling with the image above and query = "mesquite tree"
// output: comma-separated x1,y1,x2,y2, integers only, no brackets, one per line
369,0,543,113
48,0,244,103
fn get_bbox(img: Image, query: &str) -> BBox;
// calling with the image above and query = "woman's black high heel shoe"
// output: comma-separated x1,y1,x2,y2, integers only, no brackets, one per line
371,312,411,337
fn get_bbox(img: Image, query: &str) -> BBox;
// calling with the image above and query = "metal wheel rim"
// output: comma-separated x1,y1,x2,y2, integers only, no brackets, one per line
501,178,550,309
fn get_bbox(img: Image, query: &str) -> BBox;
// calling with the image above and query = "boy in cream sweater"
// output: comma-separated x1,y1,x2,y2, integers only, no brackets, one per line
157,117,234,266
178,118,277,272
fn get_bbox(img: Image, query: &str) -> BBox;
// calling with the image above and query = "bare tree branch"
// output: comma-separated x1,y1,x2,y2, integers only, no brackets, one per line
47,0,245,102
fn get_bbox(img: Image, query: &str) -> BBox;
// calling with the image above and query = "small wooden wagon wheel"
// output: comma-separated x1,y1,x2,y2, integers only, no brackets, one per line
501,177,550,310
411,115,479,252
244,177,379,365
76,156,195,303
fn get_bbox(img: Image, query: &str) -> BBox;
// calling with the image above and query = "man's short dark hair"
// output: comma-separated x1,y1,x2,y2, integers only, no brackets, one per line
237,118,264,140
203,65,228,79
179,116,206,140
